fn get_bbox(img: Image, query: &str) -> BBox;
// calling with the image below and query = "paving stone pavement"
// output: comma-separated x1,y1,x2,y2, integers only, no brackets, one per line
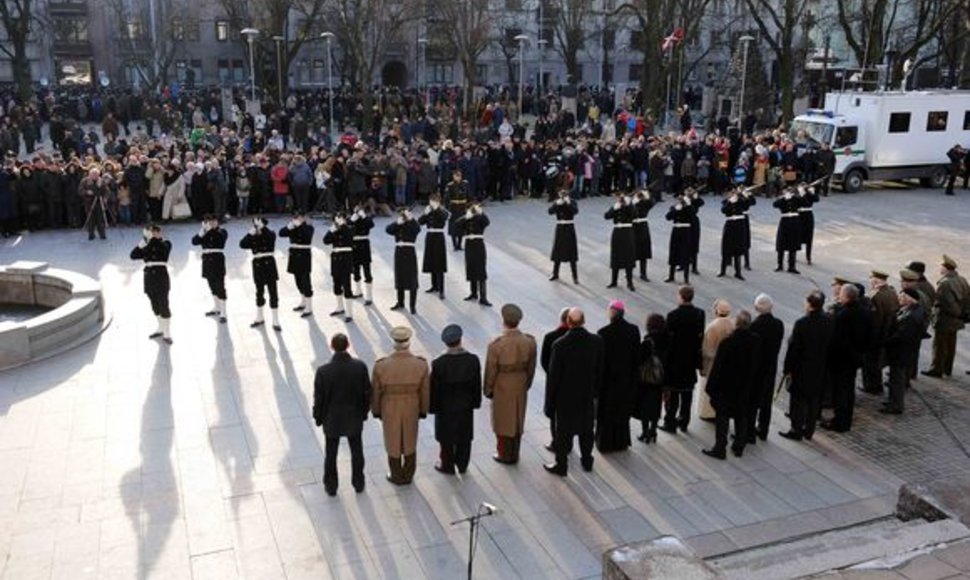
0,187,968,579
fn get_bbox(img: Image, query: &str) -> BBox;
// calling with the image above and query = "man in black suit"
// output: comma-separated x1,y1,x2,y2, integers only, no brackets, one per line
660,285,706,434
749,293,785,441
703,310,760,459
540,308,570,452
780,291,834,441
544,308,605,476
429,324,482,474
821,283,871,432
312,333,371,496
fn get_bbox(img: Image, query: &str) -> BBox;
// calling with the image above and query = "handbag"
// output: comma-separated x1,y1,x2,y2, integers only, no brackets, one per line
640,354,665,387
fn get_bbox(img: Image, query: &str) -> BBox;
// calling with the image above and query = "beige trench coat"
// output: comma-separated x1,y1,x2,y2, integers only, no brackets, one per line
371,350,430,457
484,329,537,437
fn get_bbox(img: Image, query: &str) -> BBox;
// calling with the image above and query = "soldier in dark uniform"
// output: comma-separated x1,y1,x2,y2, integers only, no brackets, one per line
130,224,173,344
429,324,482,475
445,168,470,250
797,184,819,265
386,208,421,314
632,189,655,281
900,267,933,381
945,144,964,196
665,192,694,284
686,189,704,275
348,203,374,305
322,212,355,323
418,193,449,299
279,209,315,318
740,188,756,270
773,188,802,274
605,192,636,291
190,214,228,322
718,188,747,280
816,143,835,196
239,216,281,331
548,189,579,283
454,203,492,306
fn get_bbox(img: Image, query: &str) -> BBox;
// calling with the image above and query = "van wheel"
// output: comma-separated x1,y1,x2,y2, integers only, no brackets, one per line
922,166,949,189
842,169,864,193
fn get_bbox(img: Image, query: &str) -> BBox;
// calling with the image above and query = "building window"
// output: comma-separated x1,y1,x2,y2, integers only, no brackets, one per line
218,59,230,81
603,63,613,83
185,20,200,41
602,28,616,51
629,30,644,49
430,63,453,84
232,59,244,82
172,19,184,41
927,111,948,132
476,64,487,83
888,112,910,133
53,17,88,44
628,64,641,82
504,0,522,9
835,126,858,148
125,19,145,40
313,59,325,83
215,21,229,42
963,111,970,131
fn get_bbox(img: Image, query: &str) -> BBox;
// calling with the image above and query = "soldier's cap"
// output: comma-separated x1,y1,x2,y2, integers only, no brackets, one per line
901,288,920,301
899,269,919,282
202,213,217,222
942,254,958,270
501,303,523,325
390,326,412,343
832,276,851,286
869,270,889,280
292,209,306,217
441,324,462,345
906,261,926,274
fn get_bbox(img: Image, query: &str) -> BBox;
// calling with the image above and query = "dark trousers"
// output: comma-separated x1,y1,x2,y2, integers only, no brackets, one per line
862,349,886,392
714,409,747,453
255,280,279,308
429,272,445,295
552,261,578,280
789,390,820,438
86,207,106,239
610,267,633,287
438,440,472,473
353,261,372,284
720,255,742,276
748,374,774,438
395,289,416,311
468,280,488,302
206,276,227,300
147,290,171,318
293,271,313,297
776,251,797,271
664,389,693,429
887,363,909,411
324,434,364,492
554,429,594,471
830,367,858,430
930,330,958,376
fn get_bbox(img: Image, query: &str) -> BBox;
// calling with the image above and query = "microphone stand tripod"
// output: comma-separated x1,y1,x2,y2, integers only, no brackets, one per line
450,503,497,580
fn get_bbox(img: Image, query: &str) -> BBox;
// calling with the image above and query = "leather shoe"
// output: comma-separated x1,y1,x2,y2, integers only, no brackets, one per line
492,455,515,465
544,442,555,452
731,446,744,458
543,463,567,476
921,370,943,378
820,421,849,433
658,423,678,434
325,487,337,497
778,431,803,441
702,448,726,460
580,458,594,472
879,407,902,415
434,463,455,474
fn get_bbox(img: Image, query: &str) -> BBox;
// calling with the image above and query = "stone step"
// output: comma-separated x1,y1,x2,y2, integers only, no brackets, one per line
709,517,970,580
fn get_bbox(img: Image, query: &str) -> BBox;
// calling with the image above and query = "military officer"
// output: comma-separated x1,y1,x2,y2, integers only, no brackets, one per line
190,214,228,322
900,268,933,379
797,184,820,265
605,192,636,291
686,188,705,275
484,304,538,464
633,189,655,282
740,187,756,270
665,192,694,284
239,216,281,331
130,224,173,344
419,193,450,298
548,189,579,283
429,324,482,475
279,209,315,317
349,203,375,305
371,326,430,485
322,212,355,323
773,187,802,274
454,203,492,306
386,207,421,314
718,188,747,280
445,168,470,250
922,255,970,378
861,270,899,394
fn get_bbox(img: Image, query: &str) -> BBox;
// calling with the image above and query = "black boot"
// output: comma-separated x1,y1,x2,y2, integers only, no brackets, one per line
626,268,635,291
744,251,752,271
734,256,745,280
805,245,813,265
665,266,676,283
550,262,560,281
479,282,492,307
788,252,800,274
607,268,619,288
639,260,649,281
570,261,579,284
775,252,784,272
463,281,478,301
409,290,417,314
718,257,728,277
390,289,405,310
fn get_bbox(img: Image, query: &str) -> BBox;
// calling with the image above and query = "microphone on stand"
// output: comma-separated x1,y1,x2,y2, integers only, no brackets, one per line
480,502,500,515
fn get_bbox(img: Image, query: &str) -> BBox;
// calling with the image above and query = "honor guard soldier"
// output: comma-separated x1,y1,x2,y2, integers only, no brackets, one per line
455,203,492,306
797,184,819,265
665,192,695,284
386,208,421,314
548,189,579,283
191,214,228,322
445,168,470,250
130,224,173,344
240,216,282,331
430,324,482,475
349,203,375,305
418,193,449,298
484,304,538,464
633,189,655,282
279,209,315,317
773,188,802,274
371,326,430,485
605,192,637,291
686,188,704,275
740,187,756,270
323,212,356,323
718,188,747,280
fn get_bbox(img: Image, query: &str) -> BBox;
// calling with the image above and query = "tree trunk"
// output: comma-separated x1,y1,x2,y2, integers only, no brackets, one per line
565,46,579,84
11,35,31,101
779,49,794,125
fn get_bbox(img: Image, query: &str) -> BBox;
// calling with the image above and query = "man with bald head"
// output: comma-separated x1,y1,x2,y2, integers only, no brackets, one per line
544,308,605,476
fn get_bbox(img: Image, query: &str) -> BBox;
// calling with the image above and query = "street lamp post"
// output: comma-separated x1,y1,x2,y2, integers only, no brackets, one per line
537,38,547,96
273,35,285,105
241,28,260,102
417,37,428,109
321,31,336,140
737,35,754,133
514,34,529,117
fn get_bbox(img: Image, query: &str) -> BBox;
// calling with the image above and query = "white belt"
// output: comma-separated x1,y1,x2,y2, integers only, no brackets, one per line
673,223,691,228
798,208,813,213
144,262,167,268
200,249,223,254
557,220,574,225
781,213,799,218
726,215,745,221
743,212,750,216
633,218,649,223
252,252,274,260
289,244,312,249
426,228,445,233
613,223,632,229
353,236,370,241
396,242,416,247
464,234,484,240
331,247,353,253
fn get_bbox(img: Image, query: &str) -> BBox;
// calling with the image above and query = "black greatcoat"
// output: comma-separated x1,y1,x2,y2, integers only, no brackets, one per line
385,218,421,290
666,203,693,267
418,206,450,273
190,227,227,280
798,190,818,247
312,352,371,436
705,327,761,417
595,315,641,450
445,180,470,237
828,302,871,372
633,196,655,260
541,326,569,419
687,196,704,257
322,224,355,280
548,199,579,262
350,215,374,266
456,213,490,281
750,312,785,389
720,197,747,258
773,195,802,252
664,304,706,390
546,327,605,437
430,350,483,444
130,238,172,294
741,194,756,251
279,222,315,274
239,228,279,283
784,311,835,396
637,331,670,421
604,202,636,268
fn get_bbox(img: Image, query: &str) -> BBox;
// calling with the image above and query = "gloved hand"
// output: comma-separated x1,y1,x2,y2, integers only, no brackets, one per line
137,238,147,249
350,212,359,222
474,205,483,214
198,226,206,238
142,227,152,239
613,202,621,210
465,209,473,219
248,227,257,236
357,209,366,219
556,198,565,205
675,203,683,211
288,219,297,229
396,216,404,225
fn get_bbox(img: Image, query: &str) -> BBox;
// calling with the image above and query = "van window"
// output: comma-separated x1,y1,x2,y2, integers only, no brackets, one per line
835,126,858,148
964,111,970,130
888,112,910,133
927,111,948,132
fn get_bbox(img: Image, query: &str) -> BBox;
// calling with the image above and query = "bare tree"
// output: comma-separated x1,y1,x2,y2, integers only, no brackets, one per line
495,24,523,87
0,0,40,99
103,0,186,89
743,0,809,124
435,0,491,116
545,0,602,84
